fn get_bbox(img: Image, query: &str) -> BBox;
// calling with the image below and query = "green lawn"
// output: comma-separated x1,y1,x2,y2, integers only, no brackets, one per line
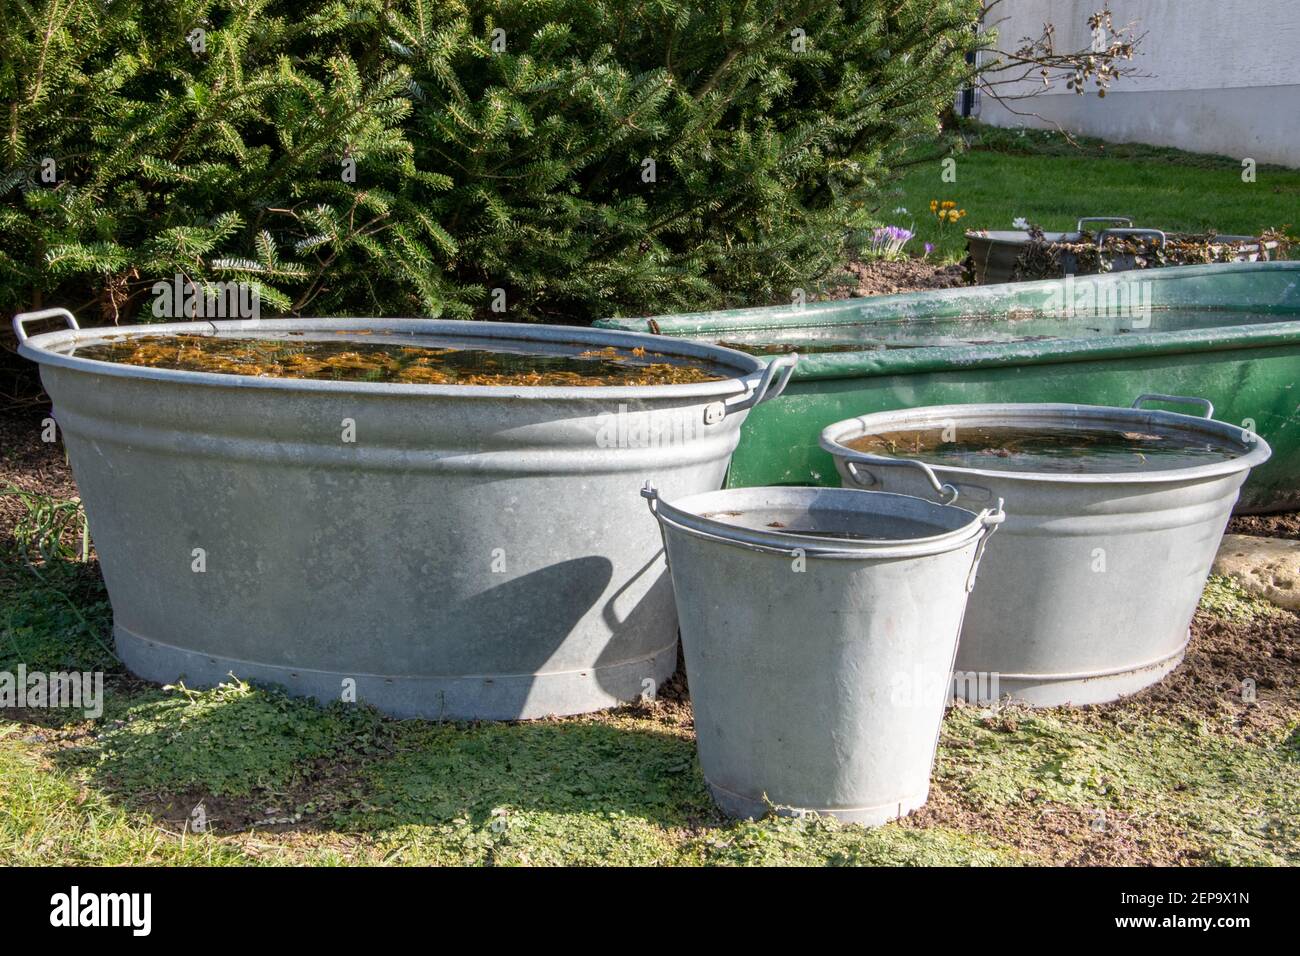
885,125,1300,262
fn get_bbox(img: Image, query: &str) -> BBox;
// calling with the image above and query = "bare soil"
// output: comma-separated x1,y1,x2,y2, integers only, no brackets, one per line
833,258,966,298
0,367,76,543
904,776,1206,866
1103,605,1300,740
1227,512,1300,541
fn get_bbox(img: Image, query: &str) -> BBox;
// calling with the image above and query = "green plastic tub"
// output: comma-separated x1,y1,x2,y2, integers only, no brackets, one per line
596,262,1300,512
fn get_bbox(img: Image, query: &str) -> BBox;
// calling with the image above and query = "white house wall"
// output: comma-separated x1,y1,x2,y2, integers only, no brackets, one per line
977,0,1300,167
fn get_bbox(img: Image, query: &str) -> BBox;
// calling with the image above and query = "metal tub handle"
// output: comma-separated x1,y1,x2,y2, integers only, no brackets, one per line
13,307,80,343
1097,227,1166,249
727,353,798,412
1131,393,1214,419
835,447,961,506
1076,217,1132,233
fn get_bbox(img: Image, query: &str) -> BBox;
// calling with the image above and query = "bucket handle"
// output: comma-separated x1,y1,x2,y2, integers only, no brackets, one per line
13,307,79,344
966,499,1007,593
1076,216,1132,234
1097,227,1166,249
1131,393,1214,419
641,482,673,569
835,448,960,506
727,354,798,412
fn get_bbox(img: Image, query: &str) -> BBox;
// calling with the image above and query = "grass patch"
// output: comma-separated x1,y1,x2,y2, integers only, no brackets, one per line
326,715,1024,865
961,124,1294,172
78,679,389,800
885,123,1300,261
0,727,254,866
934,707,1300,865
680,815,1022,866
0,557,115,674
337,716,708,831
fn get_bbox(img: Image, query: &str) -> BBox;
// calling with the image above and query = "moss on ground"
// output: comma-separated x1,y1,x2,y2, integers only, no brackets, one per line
74,680,388,799
1197,574,1286,624
931,707,1299,865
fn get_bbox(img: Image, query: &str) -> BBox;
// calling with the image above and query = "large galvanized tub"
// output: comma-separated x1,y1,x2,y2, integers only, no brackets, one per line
820,397,1271,707
642,483,1003,824
14,310,795,720
595,262,1300,512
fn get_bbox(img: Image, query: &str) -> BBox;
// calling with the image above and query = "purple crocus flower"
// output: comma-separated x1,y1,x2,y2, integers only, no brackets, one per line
869,225,914,260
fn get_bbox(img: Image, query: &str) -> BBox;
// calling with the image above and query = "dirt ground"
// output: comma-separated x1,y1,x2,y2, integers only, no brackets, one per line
0,349,77,543
1135,602,1300,738
1227,512,1300,541
836,258,966,297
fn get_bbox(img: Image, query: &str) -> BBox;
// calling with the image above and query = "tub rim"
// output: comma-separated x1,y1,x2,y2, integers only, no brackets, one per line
16,315,774,402
819,401,1273,488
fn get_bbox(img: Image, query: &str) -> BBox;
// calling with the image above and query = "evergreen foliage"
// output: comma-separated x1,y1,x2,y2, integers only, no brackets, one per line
2,0,981,324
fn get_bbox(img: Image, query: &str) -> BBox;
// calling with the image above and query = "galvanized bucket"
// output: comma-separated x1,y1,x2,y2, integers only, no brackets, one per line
820,395,1272,707
642,483,1004,825
14,308,796,720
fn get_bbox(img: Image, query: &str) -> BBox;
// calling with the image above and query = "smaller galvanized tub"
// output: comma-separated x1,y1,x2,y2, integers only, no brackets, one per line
820,396,1272,707
642,483,1003,825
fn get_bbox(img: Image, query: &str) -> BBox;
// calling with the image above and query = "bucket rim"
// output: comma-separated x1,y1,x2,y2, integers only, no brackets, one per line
819,401,1272,486
16,316,768,401
650,485,989,559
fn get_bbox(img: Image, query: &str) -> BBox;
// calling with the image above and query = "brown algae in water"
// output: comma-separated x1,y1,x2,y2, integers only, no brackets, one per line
70,334,727,386
846,424,1243,474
